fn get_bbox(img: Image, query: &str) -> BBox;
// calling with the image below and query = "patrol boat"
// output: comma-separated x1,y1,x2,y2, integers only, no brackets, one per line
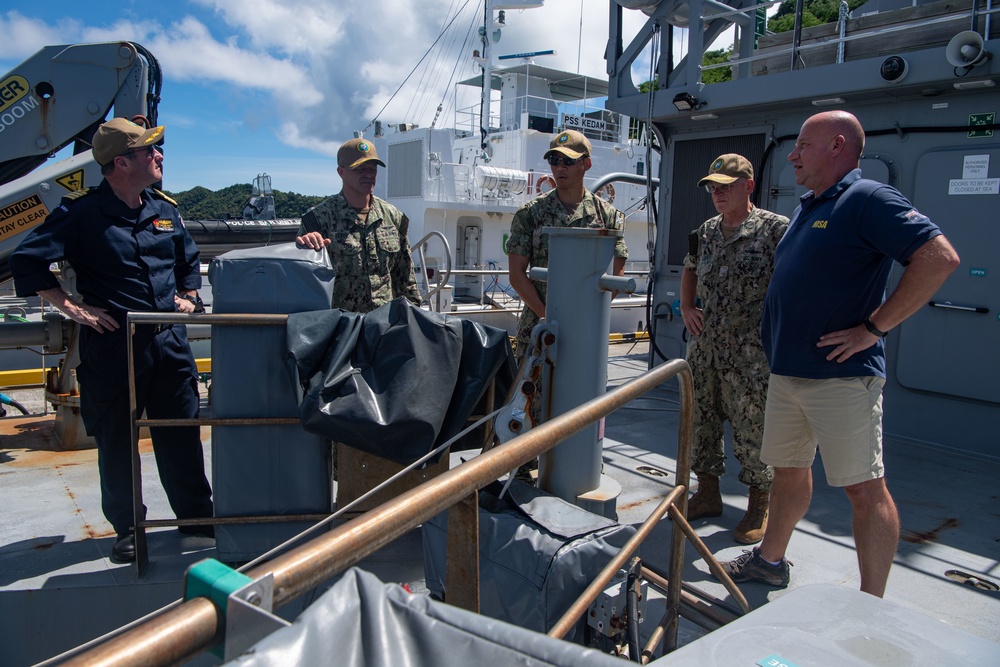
2,0,1000,665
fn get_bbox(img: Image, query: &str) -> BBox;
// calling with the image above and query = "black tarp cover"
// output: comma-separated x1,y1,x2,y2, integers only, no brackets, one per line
286,297,513,465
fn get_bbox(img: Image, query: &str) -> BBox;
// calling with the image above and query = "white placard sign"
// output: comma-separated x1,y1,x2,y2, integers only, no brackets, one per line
962,154,990,179
563,114,606,132
948,178,1000,195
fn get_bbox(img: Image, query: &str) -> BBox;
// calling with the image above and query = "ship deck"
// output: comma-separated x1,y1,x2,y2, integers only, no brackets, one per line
1,342,998,665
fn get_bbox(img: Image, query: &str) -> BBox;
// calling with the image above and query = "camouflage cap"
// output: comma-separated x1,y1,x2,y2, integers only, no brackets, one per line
337,138,386,169
544,130,592,160
92,117,164,166
697,154,754,188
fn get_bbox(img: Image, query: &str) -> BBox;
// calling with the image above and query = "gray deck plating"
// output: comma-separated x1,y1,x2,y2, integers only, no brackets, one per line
1,343,998,666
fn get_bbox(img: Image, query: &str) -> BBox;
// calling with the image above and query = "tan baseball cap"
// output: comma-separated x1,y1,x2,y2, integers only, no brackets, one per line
92,117,164,166
697,154,754,187
544,130,592,160
337,138,386,169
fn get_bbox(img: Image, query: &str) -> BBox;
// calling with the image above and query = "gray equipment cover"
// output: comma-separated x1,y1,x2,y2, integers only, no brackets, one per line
209,243,335,561
225,568,624,667
651,583,1000,665
286,297,513,465
423,479,636,644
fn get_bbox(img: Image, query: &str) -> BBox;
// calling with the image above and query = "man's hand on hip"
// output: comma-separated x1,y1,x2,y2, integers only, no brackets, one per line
817,325,879,363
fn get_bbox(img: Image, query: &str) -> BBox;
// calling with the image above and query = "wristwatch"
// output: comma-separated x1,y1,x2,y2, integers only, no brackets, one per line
177,293,205,313
863,316,888,338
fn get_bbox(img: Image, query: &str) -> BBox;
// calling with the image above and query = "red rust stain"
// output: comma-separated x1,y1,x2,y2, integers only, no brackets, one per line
619,495,665,512
901,517,960,544
2,415,173,468
85,525,114,540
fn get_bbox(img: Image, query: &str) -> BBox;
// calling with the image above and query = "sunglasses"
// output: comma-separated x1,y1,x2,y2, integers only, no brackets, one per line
123,145,158,159
704,180,740,194
547,156,580,167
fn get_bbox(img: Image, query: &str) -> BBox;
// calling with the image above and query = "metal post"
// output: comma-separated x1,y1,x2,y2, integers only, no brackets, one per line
127,321,148,573
837,0,849,64
445,493,480,612
534,227,634,517
791,0,805,70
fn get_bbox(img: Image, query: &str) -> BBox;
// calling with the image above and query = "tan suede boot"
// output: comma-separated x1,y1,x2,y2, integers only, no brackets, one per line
734,486,770,544
686,473,723,520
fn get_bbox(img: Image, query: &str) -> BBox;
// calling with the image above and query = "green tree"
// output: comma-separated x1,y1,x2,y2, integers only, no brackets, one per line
635,45,734,95
164,184,328,220
768,0,868,33
702,48,734,84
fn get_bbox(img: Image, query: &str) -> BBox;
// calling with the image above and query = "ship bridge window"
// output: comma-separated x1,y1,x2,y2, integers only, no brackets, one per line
528,115,554,133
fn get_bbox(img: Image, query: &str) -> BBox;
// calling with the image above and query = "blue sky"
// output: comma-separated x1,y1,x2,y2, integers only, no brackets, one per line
1,1,658,197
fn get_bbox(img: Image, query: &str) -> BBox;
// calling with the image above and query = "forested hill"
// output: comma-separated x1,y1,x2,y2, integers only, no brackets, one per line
163,183,329,220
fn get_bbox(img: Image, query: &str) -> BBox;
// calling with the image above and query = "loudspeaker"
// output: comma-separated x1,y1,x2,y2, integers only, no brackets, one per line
947,30,989,68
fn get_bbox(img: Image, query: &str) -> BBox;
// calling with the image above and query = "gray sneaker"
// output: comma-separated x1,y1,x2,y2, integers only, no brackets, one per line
718,547,791,587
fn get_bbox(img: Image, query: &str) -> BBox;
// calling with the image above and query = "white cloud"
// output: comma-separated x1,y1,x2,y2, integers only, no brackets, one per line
276,121,342,156
148,17,323,106
2,1,664,173
191,0,347,55
0,11,79,60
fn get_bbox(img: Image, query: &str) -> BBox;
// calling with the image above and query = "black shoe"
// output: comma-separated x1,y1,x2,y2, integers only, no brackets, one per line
111,533,136,563
717,547,791,587
178,524,215,539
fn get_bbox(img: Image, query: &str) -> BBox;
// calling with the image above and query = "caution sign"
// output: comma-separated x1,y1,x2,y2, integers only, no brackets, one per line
968,112,994,138
55,169,85,192
0,194,49,242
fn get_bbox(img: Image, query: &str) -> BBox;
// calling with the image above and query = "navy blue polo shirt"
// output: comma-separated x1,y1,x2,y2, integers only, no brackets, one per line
11,180,200,319
762,169,941,379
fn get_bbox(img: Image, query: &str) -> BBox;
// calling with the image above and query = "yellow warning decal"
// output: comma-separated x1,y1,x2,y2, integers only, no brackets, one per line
55,169,86,192
0,194,49,243
0,76,30,114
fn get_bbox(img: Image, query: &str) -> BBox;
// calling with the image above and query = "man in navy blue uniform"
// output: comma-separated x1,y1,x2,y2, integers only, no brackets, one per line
10,118,214,563
718,111,959,597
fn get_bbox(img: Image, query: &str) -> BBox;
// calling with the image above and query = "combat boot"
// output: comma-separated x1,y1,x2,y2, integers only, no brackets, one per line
734,486,769,544
686,473,723,520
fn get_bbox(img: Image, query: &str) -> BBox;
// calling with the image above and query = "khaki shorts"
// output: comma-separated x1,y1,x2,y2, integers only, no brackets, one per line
761,374,885,487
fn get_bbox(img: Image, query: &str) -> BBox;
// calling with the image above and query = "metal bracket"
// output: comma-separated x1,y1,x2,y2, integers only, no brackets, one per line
184,558,290,659
493,350,544,443
588,568,647,639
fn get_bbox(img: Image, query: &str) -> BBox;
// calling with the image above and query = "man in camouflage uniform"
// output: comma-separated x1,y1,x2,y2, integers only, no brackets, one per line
296,138,420,312
680,154,788,544
507,130,628,362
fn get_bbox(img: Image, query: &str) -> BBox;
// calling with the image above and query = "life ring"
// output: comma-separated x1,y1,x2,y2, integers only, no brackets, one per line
596,183,616,204
535,175,556,194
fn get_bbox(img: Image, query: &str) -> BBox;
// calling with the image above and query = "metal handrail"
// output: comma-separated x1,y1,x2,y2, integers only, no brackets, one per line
701,8,992,73
124,311,295,571
411,229,452,311
698,6,1000,72
67,357,702,666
